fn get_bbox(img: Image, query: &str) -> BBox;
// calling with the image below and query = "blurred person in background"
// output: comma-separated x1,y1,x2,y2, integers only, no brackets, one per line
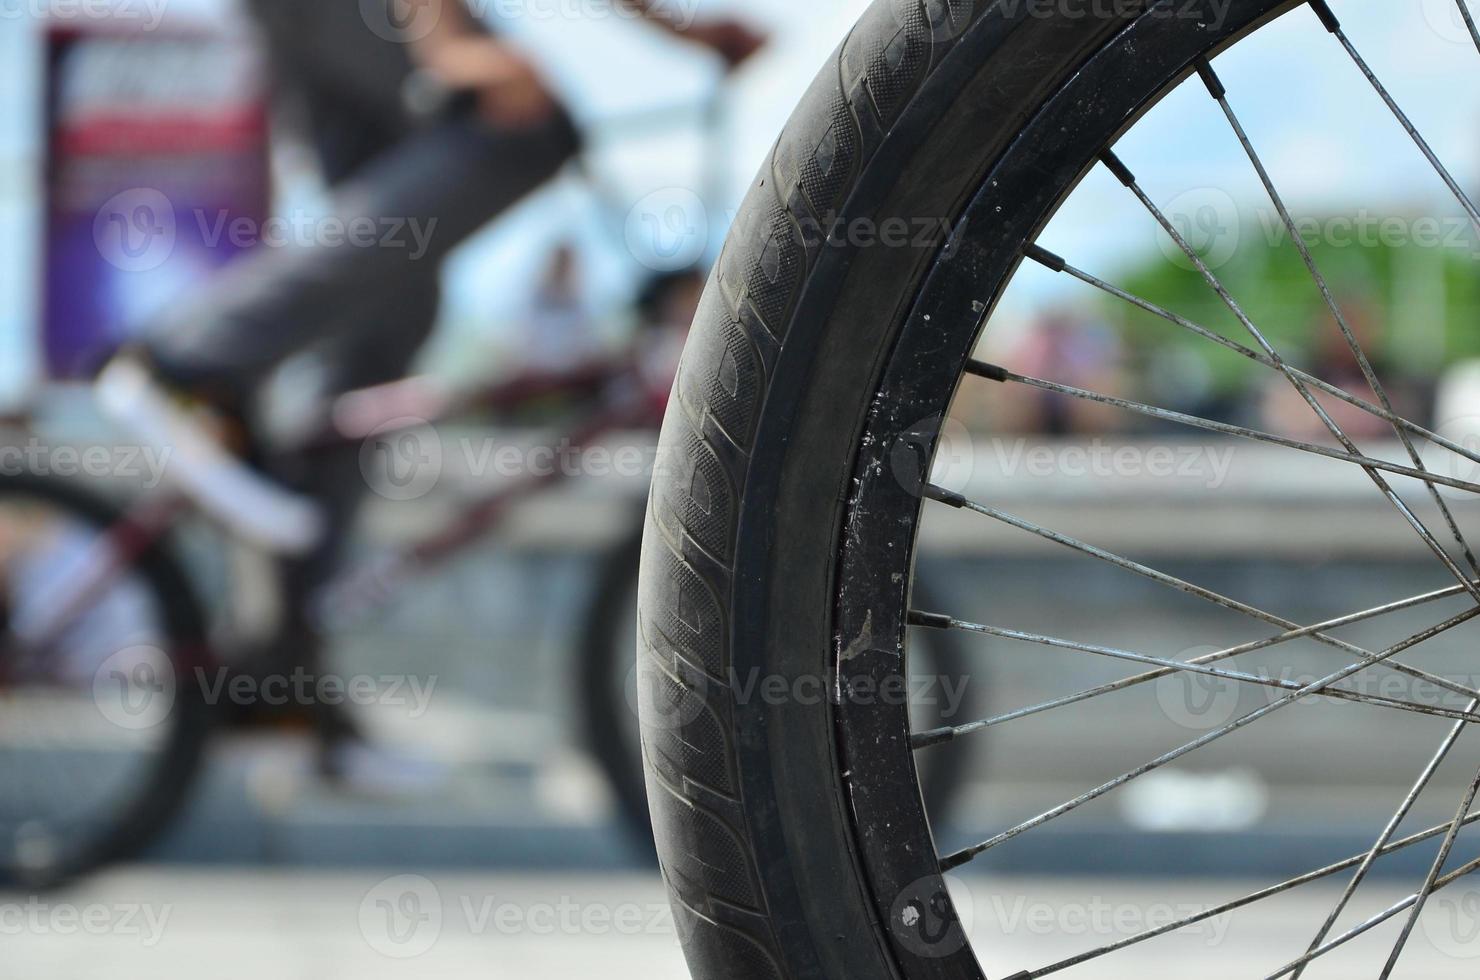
1258,294,1427,441
96,0,764,785
983,309,1127,435
524,243,600,372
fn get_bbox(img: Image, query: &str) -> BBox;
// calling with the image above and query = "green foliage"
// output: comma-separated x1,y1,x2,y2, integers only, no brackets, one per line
1102,216,1480,395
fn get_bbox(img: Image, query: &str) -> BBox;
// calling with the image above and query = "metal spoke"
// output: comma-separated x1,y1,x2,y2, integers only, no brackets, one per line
926,484,1480,704
1265,853,1480,979
1102,149,1480,605
1022,244,1480,471
913,579,1476,748
1310,0,1480,228
937,603,1480,872
1379,762,1480,977
1020,810,1480,978
908,610,1480,726
967,361,1480,497
1291,701,1477,979
1197,55,1480,577
1459,0,1480,54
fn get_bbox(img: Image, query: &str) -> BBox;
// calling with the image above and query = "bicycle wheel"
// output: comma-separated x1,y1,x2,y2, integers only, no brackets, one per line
584,520,977,853
0,473,210,888
639,1,1480,976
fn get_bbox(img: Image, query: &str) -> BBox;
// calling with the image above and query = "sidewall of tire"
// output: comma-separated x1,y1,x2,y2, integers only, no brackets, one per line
639,4,1232,978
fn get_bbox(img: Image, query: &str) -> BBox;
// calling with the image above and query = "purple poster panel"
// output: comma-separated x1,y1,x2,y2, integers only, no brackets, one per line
43,23,269,379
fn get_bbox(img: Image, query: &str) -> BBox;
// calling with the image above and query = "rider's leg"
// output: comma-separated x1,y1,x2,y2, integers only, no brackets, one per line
262,265,442,754
139,109,579,404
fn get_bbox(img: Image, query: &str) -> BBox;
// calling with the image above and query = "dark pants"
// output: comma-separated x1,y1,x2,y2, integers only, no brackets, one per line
144,3,579,737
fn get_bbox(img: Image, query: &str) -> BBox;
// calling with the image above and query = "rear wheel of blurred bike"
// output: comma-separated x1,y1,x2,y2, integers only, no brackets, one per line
0,473,209,888
639,1,1480,977
581,522,977,854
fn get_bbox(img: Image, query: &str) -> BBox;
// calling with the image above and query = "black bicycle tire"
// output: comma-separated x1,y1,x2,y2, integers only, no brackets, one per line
582,520,976,855
0,472,211,889
636,2,1300,978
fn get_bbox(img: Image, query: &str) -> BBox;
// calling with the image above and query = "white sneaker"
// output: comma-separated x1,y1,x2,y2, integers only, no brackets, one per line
95,358,326,555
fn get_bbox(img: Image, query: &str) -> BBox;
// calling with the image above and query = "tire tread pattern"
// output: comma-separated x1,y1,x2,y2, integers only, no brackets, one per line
638,3,993,976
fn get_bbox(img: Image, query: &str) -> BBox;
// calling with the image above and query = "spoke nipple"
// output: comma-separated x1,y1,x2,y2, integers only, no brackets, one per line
1023,242,1066,273
1193,57,1226,101
907,609,954,631
1307,0,1341,33
1000,973,1036,980
910,727,954,750
1099,149,1136,188
924,484,968,508
965,360,1010,384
